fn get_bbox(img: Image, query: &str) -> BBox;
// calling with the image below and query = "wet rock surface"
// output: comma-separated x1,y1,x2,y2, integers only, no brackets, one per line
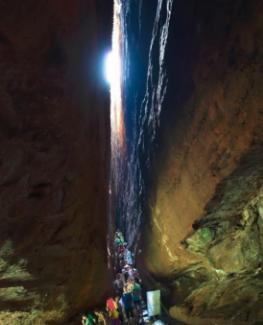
0,0,111,323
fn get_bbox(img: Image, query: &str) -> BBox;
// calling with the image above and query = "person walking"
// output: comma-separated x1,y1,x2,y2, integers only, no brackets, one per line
115,296,125,323
106,297,121,325
81,313,96,325
124,247,133,266
122,285,134,323
126,278,134,293
94,310,107,325
113,273,125,295
132,279,142,314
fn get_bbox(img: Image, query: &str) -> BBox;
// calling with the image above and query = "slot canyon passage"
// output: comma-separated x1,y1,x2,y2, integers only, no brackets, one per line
0,0,262,324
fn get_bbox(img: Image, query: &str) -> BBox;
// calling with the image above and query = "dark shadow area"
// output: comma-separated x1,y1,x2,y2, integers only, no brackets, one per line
0,0,113,322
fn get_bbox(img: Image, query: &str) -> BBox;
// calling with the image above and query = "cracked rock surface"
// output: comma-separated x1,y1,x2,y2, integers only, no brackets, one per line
136,0,263,323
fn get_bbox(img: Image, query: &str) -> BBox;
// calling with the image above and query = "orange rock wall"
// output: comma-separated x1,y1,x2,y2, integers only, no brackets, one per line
0,1,112,323
144,0,262,276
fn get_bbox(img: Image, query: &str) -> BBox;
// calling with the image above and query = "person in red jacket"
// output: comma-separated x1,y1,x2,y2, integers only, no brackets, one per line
106,297,121,325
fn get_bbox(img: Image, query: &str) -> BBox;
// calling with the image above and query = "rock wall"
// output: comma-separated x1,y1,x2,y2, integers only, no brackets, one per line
0,1,111,323
140,0,263,323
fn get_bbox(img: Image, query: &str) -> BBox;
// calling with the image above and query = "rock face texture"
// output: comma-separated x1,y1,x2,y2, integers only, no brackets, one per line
0,1,111,323
120,0,263,324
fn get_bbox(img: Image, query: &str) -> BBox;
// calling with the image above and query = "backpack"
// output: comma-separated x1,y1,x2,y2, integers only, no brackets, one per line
109,308,119,319
86,313,96,325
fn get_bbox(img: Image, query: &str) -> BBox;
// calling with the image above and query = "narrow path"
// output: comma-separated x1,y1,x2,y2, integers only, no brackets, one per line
105,230,169,324
81,230,169,325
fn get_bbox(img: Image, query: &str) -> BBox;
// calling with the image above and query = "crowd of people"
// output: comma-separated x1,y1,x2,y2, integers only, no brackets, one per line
107,230,144,324
81,230,145,325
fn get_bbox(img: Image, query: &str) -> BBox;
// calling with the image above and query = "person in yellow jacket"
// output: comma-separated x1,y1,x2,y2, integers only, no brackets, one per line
94,310,107,325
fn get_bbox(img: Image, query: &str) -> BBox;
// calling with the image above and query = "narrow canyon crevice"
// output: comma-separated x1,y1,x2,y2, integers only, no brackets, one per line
0,0,262,324
115,0,263,324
